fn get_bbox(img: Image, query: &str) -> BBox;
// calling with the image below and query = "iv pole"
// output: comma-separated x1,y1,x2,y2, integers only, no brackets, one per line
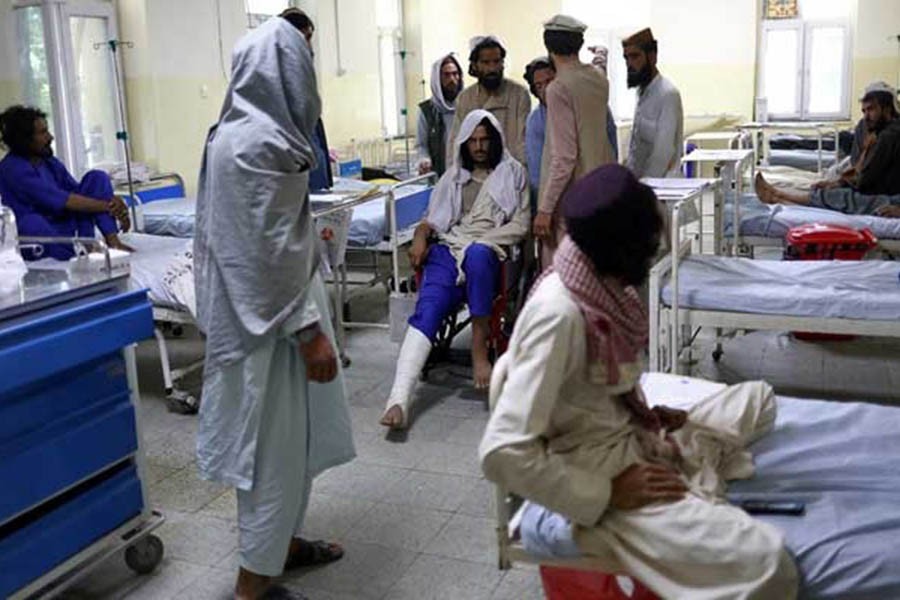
94,39,137,226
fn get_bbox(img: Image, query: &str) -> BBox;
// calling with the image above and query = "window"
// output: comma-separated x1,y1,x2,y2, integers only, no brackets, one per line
561,0,651,121
13,1,127,175
757,0,852,120
245,0,290,29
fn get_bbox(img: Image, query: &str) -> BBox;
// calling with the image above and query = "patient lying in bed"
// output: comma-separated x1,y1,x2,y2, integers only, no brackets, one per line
479,165,798,599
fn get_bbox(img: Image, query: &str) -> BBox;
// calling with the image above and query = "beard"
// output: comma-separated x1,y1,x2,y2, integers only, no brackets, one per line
39,144,54,158
627,65,654,89
479,72,503,91
442,84,459,103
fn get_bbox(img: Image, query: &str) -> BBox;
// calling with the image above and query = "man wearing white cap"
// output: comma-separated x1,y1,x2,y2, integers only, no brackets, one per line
447,36,531,166
622,28,684,178
534,14,616,266
755,81,900,215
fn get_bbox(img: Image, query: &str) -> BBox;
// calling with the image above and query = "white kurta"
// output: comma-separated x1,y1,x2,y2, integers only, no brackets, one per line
197,273,355,575
627,74,684,178
479,273,798,599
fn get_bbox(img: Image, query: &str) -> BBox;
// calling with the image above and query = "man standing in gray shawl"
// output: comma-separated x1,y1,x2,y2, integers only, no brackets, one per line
415,53,463,176
193,17,355,600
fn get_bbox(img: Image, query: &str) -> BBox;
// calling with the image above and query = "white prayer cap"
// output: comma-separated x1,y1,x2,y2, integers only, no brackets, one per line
543,14,587,33
860,81,900,113
469,35,505,53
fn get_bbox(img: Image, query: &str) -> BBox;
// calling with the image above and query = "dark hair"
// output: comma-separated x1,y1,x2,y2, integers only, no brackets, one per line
0,105,46,156
523,58,554,96
566,180,663,286
862,90,898,118
280,8,313,32
459,117,503,171
468,39,506,77
543,30,584,56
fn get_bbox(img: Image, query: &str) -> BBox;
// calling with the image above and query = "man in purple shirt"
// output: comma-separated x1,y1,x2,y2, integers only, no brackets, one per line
0,105,131,260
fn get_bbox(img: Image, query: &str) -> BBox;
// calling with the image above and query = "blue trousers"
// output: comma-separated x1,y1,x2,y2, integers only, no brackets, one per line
408,243,501,341
20,170,117,260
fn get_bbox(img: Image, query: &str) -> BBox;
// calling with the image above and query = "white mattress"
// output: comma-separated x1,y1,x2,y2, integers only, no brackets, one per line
725,194,900,241
660,256,900,320
122,233,195,313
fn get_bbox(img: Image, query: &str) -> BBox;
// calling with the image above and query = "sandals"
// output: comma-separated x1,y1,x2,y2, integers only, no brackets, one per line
284,539,344,570
260,585,309,600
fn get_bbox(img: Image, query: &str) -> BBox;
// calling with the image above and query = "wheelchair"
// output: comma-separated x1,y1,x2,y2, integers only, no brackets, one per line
417,243,529,382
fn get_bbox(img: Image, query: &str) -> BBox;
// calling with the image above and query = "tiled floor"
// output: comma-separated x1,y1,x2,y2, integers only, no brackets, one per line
60,303,900,599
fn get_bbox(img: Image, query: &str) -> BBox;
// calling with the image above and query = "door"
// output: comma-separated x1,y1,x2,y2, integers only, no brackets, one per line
61,2,125,174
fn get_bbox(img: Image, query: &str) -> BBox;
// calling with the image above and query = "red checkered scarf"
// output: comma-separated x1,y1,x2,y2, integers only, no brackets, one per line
532,236,661,431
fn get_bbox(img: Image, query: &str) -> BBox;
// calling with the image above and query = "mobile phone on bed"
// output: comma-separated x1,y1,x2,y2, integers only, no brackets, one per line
740,500,806,516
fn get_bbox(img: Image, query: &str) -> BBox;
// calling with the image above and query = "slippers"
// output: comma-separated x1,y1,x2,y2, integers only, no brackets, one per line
284,539,344,570
260,584,309,600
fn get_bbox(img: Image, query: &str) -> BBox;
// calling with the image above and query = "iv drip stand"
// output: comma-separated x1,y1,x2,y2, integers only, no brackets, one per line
95,39,137,226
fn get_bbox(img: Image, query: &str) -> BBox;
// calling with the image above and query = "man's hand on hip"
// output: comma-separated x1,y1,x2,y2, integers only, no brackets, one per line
300,328,338,383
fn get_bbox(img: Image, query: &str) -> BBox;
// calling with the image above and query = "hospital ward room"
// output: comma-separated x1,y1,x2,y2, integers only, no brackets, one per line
4,0,900,598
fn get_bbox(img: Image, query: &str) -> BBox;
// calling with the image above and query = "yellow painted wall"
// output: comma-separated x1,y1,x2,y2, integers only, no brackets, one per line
851,0,900,111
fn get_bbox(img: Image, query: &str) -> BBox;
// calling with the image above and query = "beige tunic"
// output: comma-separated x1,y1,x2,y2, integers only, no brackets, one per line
538,64,616,265
437,176,530,277
447,79,531,166
479,273,798,599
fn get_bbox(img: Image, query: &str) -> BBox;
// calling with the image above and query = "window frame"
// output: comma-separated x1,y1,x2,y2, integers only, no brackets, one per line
757,16,852,121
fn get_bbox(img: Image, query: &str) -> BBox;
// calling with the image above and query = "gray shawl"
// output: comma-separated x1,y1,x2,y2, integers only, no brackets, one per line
194,18,321,372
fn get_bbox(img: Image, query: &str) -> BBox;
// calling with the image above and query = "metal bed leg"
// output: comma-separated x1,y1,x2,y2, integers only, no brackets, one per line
152,326,199,414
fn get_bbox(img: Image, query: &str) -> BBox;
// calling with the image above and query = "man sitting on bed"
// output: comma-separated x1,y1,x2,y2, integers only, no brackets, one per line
380,109,529,430
755,82,900,218
0,105,132,260
479,164,798,599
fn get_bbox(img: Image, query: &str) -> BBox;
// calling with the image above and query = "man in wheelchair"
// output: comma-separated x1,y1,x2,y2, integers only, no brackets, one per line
380,109,530,431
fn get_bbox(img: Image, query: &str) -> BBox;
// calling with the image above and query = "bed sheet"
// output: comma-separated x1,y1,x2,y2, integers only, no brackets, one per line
659,256,900,320
140,197,196,238
769,149,838,172
121,233,195,313
724,194,900,240
520,372,900,599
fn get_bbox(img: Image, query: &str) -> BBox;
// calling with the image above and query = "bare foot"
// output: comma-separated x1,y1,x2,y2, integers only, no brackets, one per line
473,357,493,390
754,172,779,204
379,404,407,429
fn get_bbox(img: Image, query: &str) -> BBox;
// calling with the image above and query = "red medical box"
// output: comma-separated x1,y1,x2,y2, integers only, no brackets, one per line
784,223,878,260
539,566,659,600
784,223,878,340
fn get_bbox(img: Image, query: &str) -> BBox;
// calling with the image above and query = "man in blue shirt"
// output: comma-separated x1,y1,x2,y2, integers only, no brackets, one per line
524,57,555,213
0,105,131,260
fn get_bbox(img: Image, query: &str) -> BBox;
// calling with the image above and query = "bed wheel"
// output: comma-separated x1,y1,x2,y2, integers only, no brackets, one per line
712,348,724,362
125,534,164,575
341,354,352,368
171,325,184,337
166,389,199,415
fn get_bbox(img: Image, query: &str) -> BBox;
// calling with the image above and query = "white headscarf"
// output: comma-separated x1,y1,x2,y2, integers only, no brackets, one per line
430,53,462,113
425,109,525,233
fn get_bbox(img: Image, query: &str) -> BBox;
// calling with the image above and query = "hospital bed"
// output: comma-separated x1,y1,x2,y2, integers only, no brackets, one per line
738,121,843,175
121,233,200,413
680,148,755,254
647,226,900,374
492,372,900,599
724,192,900,256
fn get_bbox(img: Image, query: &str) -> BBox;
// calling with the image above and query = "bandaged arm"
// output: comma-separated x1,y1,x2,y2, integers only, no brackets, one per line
480,303,612,527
